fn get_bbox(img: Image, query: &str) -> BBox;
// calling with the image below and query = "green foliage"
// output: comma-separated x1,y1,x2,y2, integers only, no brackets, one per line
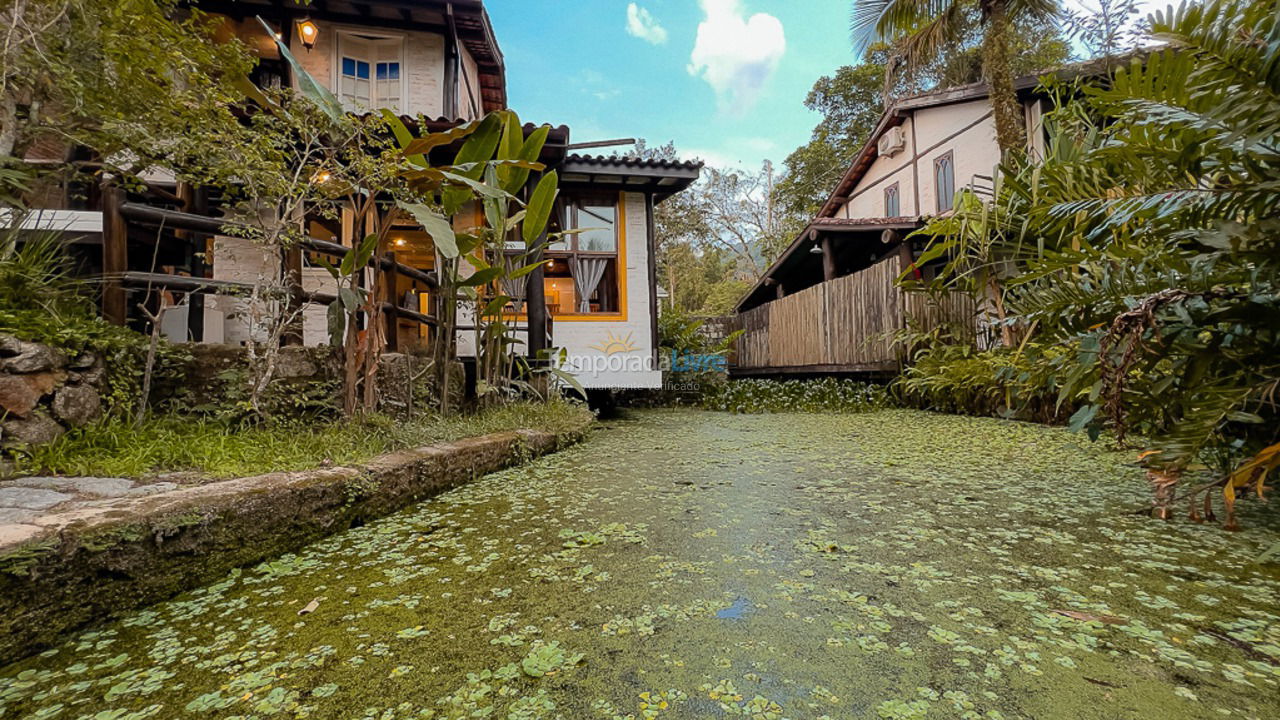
895,342,1075,423
0,222,188,415
908,0,1280,523
2,0,256,188
657,307,738,359
702,378,890,414
16,401,590,480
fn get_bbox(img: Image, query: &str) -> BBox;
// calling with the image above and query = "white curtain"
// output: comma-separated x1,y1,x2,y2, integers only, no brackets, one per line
571,256,609,312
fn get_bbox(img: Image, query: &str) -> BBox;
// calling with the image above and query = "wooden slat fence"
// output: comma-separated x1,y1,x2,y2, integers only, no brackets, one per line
733,257,975,372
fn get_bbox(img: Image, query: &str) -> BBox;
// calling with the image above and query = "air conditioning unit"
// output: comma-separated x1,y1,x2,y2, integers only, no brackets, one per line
877,126,906,157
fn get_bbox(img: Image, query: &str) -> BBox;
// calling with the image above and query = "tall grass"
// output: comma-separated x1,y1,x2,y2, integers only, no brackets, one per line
17,401,591,480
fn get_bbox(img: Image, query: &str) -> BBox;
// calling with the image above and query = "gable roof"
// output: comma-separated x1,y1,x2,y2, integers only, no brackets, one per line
735,216,920,312
814,52,1144,219
734,53,1147,314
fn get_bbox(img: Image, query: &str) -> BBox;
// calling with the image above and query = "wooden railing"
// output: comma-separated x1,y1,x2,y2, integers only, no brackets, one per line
733,258,975,374
109,193,439,350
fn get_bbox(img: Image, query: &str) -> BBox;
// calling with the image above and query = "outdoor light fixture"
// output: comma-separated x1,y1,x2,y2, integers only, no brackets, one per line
395,238,406,247
313,170,331,184
297,18,319,50
809,243,824,254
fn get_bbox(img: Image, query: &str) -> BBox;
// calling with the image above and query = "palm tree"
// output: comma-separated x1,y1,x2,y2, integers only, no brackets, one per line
851,0,1060,154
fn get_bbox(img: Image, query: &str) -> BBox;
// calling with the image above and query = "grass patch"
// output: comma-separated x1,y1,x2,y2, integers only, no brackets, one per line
13,401,592,480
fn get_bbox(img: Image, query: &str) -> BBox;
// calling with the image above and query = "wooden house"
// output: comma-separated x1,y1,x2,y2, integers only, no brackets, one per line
731,61,1113,377
11,0,701,391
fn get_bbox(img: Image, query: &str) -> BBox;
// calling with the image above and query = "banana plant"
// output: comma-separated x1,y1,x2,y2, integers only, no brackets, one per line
314,233,378,347
387,109,585,405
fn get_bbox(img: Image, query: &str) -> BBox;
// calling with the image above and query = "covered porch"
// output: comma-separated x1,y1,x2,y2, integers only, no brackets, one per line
731,217,974,377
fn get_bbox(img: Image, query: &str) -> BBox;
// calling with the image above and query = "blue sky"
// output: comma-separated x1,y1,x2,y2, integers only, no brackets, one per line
487,0,856,171
486,1,1158,172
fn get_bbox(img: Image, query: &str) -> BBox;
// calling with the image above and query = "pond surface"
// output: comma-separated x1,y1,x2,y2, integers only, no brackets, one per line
2,409,1279,720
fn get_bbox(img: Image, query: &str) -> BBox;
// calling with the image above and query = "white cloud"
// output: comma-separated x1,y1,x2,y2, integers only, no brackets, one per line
683,147,745,169
626,3,669,45
687,0,785,114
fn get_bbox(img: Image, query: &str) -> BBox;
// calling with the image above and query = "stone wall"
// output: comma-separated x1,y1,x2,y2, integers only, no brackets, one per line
0,415,593,665
152,343,458,420
0,334,104,472
1,339,460,468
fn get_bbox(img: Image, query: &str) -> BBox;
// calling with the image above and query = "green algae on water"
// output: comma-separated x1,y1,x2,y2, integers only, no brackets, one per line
1,409,1277,719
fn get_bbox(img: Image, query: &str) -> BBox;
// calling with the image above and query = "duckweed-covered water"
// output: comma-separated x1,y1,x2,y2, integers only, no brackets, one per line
3,409,1278,720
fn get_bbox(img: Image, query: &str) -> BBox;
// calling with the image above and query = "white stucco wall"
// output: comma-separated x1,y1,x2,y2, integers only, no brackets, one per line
552,192,659,389
834,97,1002,220
292,20,445,117
839,116,917,219
205,236,280,346
914,101,999,215
454,192,659,389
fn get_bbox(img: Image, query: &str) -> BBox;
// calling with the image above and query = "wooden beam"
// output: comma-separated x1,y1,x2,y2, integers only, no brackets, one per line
114,272,437,326
282,244,304,345
118,203,438,287
186,185,210,342
645,192,659,365
821,236,836,281
383,250,400,351
101,184,128,325
525,176,549,360
729,362,898,377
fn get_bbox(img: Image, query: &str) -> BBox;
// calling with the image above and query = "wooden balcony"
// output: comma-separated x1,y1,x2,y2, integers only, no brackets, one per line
732,256,975,376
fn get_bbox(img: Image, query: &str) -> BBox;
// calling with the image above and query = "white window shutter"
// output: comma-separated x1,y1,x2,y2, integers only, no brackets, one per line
373,39,403,113
339,35,373,110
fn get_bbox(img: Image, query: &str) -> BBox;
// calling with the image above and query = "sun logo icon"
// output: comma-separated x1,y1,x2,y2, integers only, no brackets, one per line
590,331,638,355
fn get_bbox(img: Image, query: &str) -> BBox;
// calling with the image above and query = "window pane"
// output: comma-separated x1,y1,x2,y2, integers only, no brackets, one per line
376,62,400,81
937,156,954,212
575,203,616,252
357,61,370,79
342,57,356,76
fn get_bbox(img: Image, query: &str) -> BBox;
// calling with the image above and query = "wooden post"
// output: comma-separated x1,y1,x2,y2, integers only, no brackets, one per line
282,245,304,345
187,185,210,341
897,238,914,273
645,193,660,366
820,235,836,281
384,250,400,352
526,244,547,359
101,184,128,325
525,179,550,362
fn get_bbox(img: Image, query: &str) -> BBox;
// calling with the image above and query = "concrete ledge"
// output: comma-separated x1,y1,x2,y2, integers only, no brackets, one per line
0,418,592,665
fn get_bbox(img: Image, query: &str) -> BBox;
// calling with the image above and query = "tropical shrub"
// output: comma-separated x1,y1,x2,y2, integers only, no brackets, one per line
702,378,890,414
895,342,1074,423
0,221,190,415
909,0,1280,527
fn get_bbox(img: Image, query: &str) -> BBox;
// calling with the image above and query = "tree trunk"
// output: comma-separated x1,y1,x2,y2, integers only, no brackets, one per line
981,0,1025,156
